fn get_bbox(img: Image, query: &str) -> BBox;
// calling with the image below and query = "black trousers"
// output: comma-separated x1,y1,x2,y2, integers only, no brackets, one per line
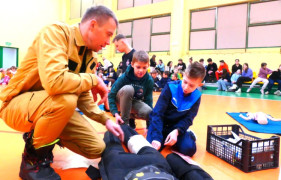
98,131,173,180
166,153,213,180
236,76,252,88
97,126,213,180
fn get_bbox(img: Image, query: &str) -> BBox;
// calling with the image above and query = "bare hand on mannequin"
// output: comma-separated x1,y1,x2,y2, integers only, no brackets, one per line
164,129,179,146
105,119,124,142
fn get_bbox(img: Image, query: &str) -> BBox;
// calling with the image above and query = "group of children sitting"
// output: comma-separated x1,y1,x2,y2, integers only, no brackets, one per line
0,66,17,85
209,59,281,95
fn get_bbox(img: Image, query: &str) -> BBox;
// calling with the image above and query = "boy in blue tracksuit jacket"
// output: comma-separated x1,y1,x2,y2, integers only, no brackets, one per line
108,50,154,127
147,62,206,156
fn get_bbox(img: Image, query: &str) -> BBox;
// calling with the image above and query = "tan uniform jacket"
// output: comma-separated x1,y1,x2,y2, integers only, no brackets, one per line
0,22,108,124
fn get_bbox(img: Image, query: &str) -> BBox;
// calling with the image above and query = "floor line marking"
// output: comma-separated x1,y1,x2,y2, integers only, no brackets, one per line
202,93,281,101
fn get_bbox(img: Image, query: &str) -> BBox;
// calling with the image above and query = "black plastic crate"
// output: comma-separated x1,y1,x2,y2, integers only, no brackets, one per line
206,124,279,172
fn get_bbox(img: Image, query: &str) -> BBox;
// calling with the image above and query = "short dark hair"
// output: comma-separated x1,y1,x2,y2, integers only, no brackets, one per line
199,58,204,62
81,6,118,27
178,58,183,62
112,34,126,43
235,59,239,62
220,60,225,63
163,71,169,76
207,58,212,62
261,62,267,67
184,62,206,81
172,73,179,79
132,50,149,64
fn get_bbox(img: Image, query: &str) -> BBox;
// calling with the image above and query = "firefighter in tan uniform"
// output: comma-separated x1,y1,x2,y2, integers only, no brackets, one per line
0,6,124,180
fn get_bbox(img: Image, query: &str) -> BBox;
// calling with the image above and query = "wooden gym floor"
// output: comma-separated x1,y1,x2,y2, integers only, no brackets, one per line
0,90,280,180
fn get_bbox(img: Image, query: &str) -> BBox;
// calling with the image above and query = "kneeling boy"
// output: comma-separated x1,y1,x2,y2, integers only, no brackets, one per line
147,62,205,156
108,50,154,128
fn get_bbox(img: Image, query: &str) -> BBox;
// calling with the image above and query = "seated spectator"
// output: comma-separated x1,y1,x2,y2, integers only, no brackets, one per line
156,59,165,74
232,63,253,93
230,69,241,88
96,62,104,72
177,58,186,74
247,62,272,94
156,69,162,80
116,61,123,77
217,68,231,91
265,64,281,95
91,72,110,112
199,59,207,83
97,71,108,85
199,58,207,69
206,58,217,82
171,66,181,80
107,67,118,86
231,59,242,75
171,73,179,81
102,57,113,73
165,61,174,76
0,69,11,85
6,68,13,79
150,70,160,91
10,66,17,76
150,54,157,72
188,57,193,66
215,60,230,80
156,71,171,91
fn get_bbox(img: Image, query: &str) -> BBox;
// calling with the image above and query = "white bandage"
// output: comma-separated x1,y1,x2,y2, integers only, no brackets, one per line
127,135,152,154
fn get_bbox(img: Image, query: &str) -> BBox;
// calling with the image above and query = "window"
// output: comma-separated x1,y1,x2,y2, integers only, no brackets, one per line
248,24,281,47
190,9,216,50
0,46,18,68
189,1,281,50
133,18,151,51
248,0,281,47
190,31,216,50
117,0,168,10
117,0,133,10
216,4,247,49
70,0,94,19
118,15,171,52
117,21,133,47
151,16,171,51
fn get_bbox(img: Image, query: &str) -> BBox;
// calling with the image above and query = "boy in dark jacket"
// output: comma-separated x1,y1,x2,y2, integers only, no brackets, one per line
150,70,160,92
147,62,205,157
206,58,217,82
156,71,171,91
108,50,154,128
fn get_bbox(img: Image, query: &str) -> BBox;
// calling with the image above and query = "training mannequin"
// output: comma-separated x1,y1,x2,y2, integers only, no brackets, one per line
87,125,213,180
239,112,281,125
